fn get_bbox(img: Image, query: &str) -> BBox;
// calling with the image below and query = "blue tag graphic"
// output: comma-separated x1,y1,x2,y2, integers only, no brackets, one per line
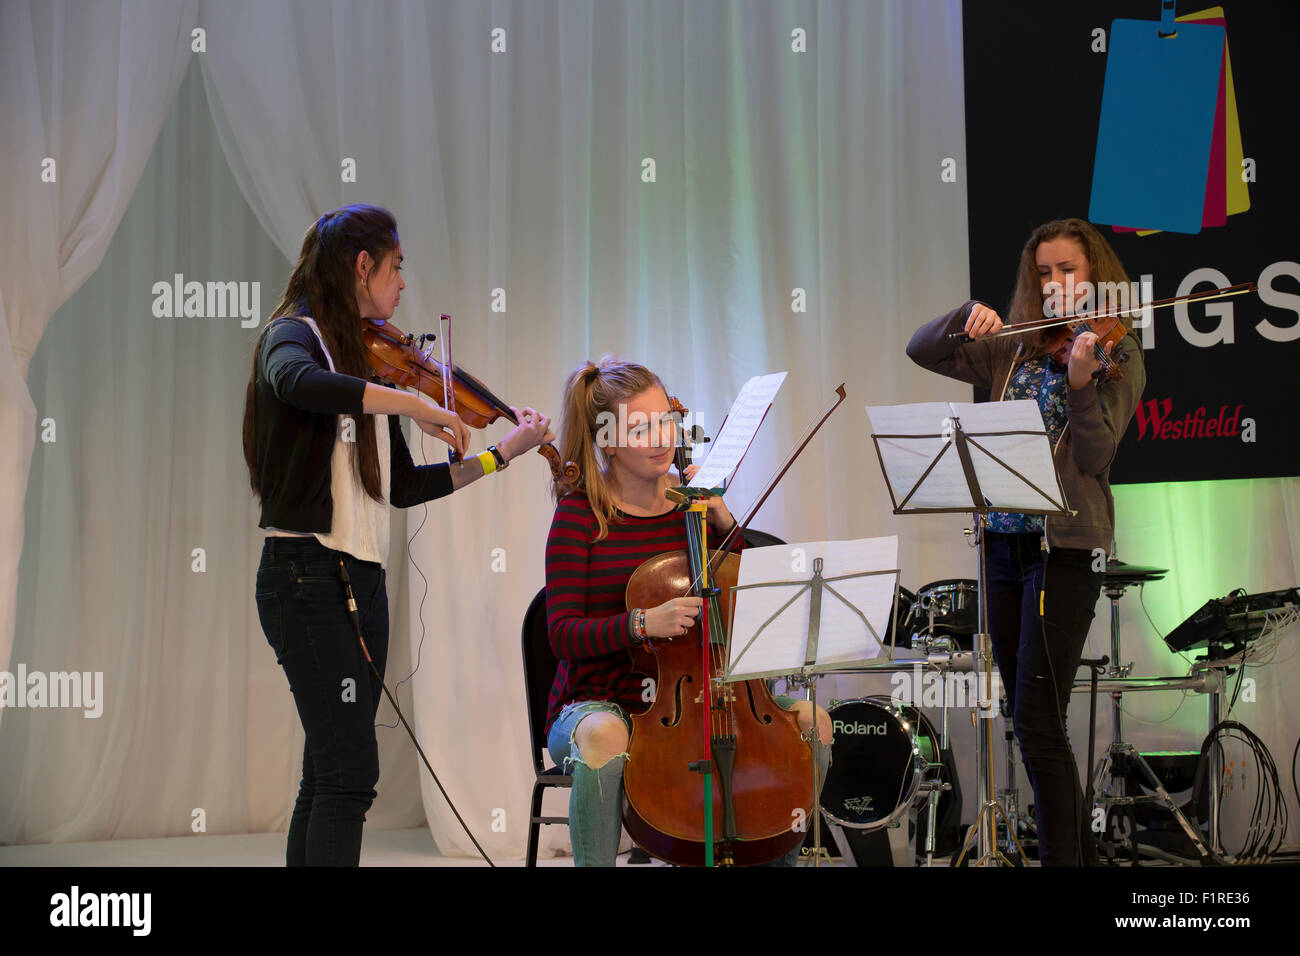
1089,19,1225,234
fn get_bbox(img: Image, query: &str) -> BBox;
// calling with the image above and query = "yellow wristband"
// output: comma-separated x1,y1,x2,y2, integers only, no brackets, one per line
477,450,497,475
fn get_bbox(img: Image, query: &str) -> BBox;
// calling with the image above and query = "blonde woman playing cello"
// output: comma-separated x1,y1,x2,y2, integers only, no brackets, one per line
542,357,832,867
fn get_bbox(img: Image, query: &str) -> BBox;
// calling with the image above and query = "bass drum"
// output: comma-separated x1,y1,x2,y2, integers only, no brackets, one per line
820,698,933,830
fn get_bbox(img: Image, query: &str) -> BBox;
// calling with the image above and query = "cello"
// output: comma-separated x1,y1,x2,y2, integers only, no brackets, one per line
621,387,846,866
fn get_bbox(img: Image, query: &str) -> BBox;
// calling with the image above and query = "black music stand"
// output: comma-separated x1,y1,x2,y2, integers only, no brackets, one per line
868,399,1070,867
723,537,901,867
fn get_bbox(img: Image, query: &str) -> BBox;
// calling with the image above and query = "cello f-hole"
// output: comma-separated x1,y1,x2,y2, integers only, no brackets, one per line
660,674,691,728
743,681,774,725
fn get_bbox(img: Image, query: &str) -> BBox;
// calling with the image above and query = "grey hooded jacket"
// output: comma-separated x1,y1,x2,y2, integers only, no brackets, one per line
906,300,1145,554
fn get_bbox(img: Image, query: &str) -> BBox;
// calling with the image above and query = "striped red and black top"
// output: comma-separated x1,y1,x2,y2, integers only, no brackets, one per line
543,491,745,732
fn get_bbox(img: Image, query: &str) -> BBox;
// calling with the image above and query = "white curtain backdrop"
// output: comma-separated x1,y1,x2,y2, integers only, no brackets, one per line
3,0,1296,861
196,0,974,860
0,0,198,735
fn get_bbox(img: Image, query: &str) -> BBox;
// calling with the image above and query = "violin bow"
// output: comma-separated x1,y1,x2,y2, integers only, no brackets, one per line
947,281,1258,341
438,312,462,462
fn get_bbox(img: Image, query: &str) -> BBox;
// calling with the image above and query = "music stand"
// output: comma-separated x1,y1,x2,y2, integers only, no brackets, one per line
722,536,901,866
868,400,1071,867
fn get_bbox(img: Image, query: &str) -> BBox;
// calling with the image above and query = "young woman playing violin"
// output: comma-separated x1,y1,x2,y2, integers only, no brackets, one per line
242,204,553,866
906,217,1145,867
543,357,832,867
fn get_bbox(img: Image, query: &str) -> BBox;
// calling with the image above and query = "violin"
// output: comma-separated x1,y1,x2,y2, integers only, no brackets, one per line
620,386,846,866
1044,311,1131,381
361,315,577,481
949,282,1257,384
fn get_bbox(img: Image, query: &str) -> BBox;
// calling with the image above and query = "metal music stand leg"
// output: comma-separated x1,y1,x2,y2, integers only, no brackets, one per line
782,672,828,868
809,677,824,867
955,513,1026,867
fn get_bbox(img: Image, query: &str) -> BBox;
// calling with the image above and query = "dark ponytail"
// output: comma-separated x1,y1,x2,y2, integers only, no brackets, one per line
243,204,400,502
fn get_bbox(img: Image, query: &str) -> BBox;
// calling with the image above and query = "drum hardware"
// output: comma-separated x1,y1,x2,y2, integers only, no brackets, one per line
929,648,974,673
917,658,955,867
901,580,979,652
899,582,1010,867
993,696,1027,865
1083,560,1222,864
807,593,983,864
905,585,977,864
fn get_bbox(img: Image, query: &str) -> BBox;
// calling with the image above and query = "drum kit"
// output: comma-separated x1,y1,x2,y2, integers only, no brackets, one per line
816,555,1195,866
815,578,993,866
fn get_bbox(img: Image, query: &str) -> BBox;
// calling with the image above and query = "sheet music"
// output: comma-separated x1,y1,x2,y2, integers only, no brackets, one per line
866,402,969,509
726,536,899,678
866,400,1065,512
950,401,1064,512
690,372,787,490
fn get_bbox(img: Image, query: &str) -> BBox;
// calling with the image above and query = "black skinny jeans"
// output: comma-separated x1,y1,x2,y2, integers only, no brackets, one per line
254,536,390,866
985,531,1101,867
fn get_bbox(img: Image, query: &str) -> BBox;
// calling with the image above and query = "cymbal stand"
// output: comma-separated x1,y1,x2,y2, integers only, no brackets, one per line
1088,577,1215,863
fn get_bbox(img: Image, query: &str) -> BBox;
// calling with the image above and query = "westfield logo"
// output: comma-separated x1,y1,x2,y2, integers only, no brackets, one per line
1133,399,1255,442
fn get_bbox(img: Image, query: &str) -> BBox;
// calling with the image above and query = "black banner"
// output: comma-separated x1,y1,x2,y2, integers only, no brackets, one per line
962,1,1299,483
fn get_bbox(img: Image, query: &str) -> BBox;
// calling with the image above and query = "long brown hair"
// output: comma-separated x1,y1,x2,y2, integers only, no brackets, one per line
552,356,666,541
1006,218,1131,358
242,204,400,502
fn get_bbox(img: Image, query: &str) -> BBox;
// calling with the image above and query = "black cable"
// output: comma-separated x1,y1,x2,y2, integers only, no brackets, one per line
1226,660,1246,715
373,497,431,730
1234,726,1280,861
1291,735,1299,832
370,413,494,863
338,556,494,867
1191,720,1286,863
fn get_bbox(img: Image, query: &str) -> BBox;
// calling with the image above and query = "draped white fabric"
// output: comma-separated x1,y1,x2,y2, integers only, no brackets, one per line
3,66,334,843
0,0,198,735
3,0,1296,860
197,0,974,859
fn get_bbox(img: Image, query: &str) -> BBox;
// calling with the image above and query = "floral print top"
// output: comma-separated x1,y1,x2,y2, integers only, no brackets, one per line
987,356,1068,534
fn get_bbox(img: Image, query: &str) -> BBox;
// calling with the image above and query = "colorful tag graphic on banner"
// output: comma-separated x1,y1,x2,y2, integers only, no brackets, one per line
1088,16,1225,234
1111,7,1249,236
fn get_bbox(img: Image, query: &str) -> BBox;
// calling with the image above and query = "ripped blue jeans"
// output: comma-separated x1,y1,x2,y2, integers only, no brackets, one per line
547,697,831,867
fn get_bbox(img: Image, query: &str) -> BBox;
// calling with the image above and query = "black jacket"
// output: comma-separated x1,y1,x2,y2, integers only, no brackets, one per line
251,316,453,532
